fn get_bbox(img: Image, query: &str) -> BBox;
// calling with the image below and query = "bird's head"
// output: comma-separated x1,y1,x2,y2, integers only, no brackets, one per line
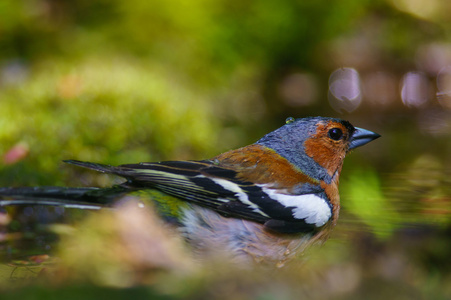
256,117,380,183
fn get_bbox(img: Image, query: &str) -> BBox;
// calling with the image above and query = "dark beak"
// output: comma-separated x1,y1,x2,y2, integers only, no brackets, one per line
349,127,380,150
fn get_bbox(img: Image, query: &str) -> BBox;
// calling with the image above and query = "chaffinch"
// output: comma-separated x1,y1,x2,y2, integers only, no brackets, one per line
0,116,379,265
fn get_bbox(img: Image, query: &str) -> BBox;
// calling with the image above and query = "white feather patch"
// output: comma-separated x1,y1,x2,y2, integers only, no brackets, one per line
209,177,270,217
261,187,332,227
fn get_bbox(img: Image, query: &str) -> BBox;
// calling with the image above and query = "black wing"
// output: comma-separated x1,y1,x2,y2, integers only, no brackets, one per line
65,160,328,233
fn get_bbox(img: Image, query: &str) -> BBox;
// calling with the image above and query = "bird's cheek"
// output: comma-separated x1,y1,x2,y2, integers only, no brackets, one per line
304,139,345,175
304,139,331,164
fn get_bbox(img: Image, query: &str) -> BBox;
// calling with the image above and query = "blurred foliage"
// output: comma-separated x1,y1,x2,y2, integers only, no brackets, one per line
0,57,221,185
342,168,400,238
0,0,451,298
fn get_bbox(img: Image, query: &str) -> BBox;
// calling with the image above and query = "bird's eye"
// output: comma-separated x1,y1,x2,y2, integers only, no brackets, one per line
328,128,343,140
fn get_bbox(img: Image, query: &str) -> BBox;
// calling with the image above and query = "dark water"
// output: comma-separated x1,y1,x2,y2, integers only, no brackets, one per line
0,185,449,300
0,206,90,282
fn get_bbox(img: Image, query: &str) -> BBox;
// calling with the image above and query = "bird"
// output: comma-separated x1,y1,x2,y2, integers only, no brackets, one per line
0,116,380,265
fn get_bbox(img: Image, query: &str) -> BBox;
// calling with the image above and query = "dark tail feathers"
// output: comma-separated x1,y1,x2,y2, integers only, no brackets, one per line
64,160,118,174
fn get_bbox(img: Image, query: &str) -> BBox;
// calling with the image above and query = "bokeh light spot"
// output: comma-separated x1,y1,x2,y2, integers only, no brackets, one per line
328,68,362,113
401,71,431,108
436,65,451,109
390,0,440,20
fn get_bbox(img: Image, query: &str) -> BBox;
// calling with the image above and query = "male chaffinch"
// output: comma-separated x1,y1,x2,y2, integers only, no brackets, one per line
0,116,379,265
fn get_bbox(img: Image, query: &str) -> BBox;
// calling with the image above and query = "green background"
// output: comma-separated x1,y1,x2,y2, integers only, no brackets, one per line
0,0,450,298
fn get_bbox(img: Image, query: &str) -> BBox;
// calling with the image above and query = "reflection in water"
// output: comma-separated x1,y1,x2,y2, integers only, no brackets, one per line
0,165,450,297
0,206,86,264
0,206,60,282
417,108,451,136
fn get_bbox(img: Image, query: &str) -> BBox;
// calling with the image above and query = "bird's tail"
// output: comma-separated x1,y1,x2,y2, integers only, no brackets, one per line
63,159,121,174
0,185,129,209
0,160,140,209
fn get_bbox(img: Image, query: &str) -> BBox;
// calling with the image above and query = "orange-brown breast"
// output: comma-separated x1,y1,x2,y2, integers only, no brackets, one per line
321,179,340,226
214,143,341,225
213,144,318,190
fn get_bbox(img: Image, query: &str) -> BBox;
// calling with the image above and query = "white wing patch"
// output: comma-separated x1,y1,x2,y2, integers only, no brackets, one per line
261,187,332,227
209,177,270,217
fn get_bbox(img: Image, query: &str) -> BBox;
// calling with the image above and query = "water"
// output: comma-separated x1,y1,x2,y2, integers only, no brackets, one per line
0,168,449,298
